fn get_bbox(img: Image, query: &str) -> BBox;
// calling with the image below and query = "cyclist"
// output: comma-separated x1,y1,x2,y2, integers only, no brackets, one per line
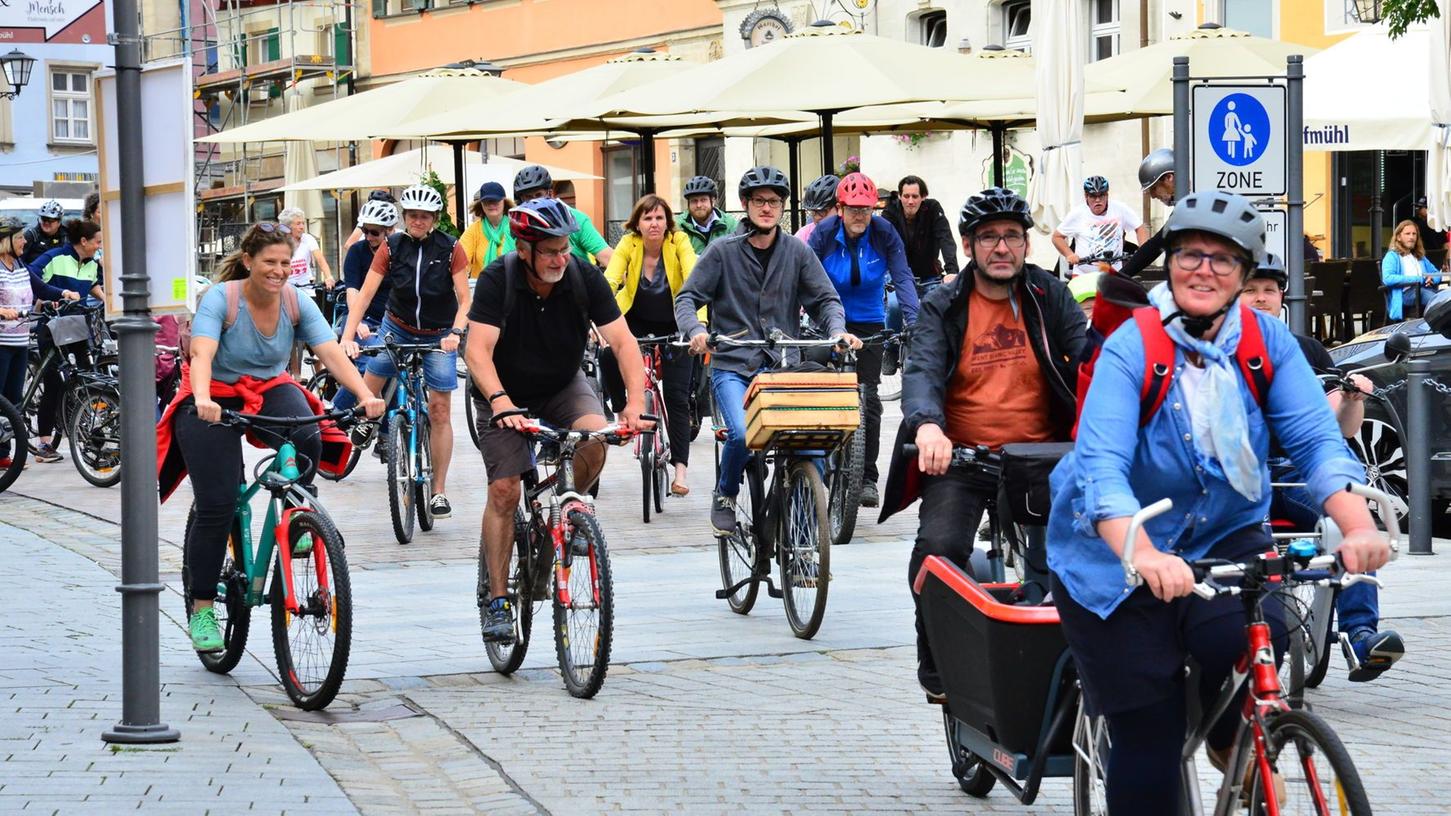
1046,190,1390,813
807,171,920,509
881,174,959,287
1051,175,1148,277
601,193,698,495
26,219,105,464
674,165,859,535
459,181,515,278
464,197,649,642
1241,253,1405,681
331,199,398,419
512,165,613,267
1121,148,1176,278
159,222,383,653
677,175,738,255
21,200,67,265
793,174,839,244
341,190,399,253
339,184,471,520
879,186,1084,701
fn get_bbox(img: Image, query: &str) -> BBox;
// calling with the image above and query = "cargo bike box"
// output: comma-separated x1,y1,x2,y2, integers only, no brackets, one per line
742,371,859,451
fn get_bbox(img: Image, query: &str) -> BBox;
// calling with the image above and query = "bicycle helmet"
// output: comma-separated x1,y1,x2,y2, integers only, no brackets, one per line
1251,252,1288,290
836,172,878,208
683,175,718,200
958,187,1034,235
37,200,64,220
367,189,397,204
512,165,554,200
737,165,791,201
1083,175,1110,195
398,184,444,214
1138,148,1175,191
0,216,23,240
357,199,399,229
508,198,579,243
1068,272,1102,304
1162,190,1266,267
801,175,840,212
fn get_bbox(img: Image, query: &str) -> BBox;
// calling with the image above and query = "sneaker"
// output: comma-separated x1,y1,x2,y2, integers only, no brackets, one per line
859,482,880,508
568,526,590,557
918,664,947,704
480,597,515,644
189,606,224,653
33,443,62,464
429,494,452,519
1343,628,1404,682
711,492,737,536
348,420,376,447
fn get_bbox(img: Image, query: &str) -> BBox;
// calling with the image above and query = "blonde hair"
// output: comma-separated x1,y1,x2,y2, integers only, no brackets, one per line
1393,219,1425,259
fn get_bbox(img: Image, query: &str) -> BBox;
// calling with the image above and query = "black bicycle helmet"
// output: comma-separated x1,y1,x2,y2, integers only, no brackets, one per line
1083,175,1110,195
738,165,791,201
802,175,841,212
368,189,397,203
1251,253,1288,290
683,175,718,199
958,187,1034,235
512,165,554,199
508,198,579,243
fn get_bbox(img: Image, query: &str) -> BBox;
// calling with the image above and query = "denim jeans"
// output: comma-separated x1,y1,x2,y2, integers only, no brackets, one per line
332,316,382,412
712,368,752,497
1270,462,1379,634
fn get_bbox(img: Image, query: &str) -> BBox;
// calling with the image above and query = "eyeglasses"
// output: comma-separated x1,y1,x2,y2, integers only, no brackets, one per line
361,227,386,238
528,245,571,260
748,196,784,209
973,232,1027,250
842,206,872,217
1170,248,1244,277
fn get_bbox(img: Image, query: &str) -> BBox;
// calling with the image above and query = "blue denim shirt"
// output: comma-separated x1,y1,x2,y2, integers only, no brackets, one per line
1046,308,1365,619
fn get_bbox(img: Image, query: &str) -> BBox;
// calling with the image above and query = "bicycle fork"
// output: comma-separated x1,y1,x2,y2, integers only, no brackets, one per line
550,496,601,611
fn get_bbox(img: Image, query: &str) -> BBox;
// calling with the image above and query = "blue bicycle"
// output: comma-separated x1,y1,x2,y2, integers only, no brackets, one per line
368,337,447,545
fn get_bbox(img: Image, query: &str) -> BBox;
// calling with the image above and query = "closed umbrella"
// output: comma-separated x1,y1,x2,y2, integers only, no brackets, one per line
1427,4,1451,231
1027,0,1086,234
281,88,325,234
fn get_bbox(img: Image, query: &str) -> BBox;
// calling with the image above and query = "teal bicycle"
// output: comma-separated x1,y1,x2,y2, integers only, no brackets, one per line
181,408,355,710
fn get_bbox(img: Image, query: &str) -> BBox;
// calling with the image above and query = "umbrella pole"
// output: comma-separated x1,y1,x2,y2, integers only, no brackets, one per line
639,129,657,195
788,137,801,231
451,141,467,234
820,112,835,176
992,125,1005,188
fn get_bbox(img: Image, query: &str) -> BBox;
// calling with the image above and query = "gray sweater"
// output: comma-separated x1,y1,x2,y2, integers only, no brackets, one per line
674,228,846,375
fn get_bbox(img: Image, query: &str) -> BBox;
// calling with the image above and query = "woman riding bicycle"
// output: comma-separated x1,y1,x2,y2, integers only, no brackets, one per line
159,222,384,654
1046,190,1390,813
601,193,698,495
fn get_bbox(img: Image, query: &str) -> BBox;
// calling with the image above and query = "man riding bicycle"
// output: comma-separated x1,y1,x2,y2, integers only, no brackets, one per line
673,166,860,535
878,187,1086,702
677,175,738,256
513,165,613,268
1052,175,1149,277
464,197,649,643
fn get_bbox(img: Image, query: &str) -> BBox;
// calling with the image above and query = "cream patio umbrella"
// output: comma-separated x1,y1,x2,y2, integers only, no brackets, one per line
1028,0,1086,234
1430,4,1451,232
276,145,598,193
1303,27,1435,152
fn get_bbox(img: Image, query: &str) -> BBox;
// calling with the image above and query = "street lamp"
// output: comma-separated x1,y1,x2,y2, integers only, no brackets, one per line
0,50,36,100
1350,0,1383,24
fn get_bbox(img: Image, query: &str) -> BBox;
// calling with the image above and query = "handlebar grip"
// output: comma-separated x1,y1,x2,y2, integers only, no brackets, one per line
1121,497,1175,586
902,443,919,458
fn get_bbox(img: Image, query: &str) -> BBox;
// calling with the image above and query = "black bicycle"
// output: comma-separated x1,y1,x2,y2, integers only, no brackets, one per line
21,299,122,487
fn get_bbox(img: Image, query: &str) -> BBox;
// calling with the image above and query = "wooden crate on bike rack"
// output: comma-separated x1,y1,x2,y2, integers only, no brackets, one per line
743,371,860,450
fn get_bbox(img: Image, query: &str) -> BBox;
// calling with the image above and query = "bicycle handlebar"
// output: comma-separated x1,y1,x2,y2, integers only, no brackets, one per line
901,442,1001,470
219,407,357,428
489,409,655,445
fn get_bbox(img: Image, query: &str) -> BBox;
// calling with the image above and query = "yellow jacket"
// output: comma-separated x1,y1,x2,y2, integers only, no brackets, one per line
604,230,700,317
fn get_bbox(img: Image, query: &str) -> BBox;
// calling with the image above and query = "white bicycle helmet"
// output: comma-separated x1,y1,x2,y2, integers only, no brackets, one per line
357,199,399,228
398,184,444,213
38,200,64,220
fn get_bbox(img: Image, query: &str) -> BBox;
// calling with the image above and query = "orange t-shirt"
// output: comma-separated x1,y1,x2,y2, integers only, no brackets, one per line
943,290,1055,449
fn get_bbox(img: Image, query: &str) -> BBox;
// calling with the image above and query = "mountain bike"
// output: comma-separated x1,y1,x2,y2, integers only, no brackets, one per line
634,335,676,523
180,408,357,710
373,336,447,544
478,411,641,698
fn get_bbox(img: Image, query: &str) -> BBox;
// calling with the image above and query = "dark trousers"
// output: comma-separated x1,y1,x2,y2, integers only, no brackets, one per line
36,341,92,438
908,466,998,675
848,321,883,484
175,385,320,601
600,337,696,468
0,345,25,458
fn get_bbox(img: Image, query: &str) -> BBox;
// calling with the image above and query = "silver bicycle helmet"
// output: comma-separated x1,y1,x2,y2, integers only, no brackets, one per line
1138,148,1175,191
1083,175,1110,195
1163,190,1266,266
37,200,64,220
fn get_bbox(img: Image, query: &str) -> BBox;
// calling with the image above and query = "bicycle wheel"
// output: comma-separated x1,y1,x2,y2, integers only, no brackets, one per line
0,396,29,493
67,386,121,488
554,509,614,699
1278,583,1321,708
779,459,831,639
304,369,339,404
386,419,415,544
1247,709,1372,815
271,509,352,710
944,710,997,797
640,444,655,523
181,506,251,674
415,412,435,532
828,421,865,548
464,381,483,451
481,508,533,674
323,440,364,483
718,457,764,615
879,334,906,402
1071,701,1110,815
1304,624,1335,688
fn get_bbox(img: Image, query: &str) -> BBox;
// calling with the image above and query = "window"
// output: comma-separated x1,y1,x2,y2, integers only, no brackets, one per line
49,69,92,145
483,136,524,160
917,10,948,48
1002,0,1031,51
693,137,724,195
1221,0,1273,38
603,145,638,242
1089,0,1119,61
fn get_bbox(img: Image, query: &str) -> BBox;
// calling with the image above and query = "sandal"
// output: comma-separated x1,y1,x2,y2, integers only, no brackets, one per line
670,482,690,497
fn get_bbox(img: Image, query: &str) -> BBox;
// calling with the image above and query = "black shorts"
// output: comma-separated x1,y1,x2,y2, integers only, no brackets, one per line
472,371,603,483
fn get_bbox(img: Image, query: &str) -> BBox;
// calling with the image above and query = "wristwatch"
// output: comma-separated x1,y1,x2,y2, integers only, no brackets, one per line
449,327,466,337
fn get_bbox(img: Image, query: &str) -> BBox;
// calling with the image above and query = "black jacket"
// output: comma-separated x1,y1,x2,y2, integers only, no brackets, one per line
1121,223,1167,278
383,229,459,331
879,263,1087,521
881,196,959,282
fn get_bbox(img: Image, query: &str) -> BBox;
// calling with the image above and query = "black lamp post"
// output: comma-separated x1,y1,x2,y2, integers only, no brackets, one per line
0,50,36,100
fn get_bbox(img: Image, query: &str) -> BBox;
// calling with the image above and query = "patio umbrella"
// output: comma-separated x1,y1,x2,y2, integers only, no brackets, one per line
1303,27,1435,151
276,145,598,193
281,88,326,234
1027,0,1086,233
1430,4,1451,231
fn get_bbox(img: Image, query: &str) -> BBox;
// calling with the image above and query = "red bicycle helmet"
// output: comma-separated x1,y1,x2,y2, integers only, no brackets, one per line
508,198,579,243
836,172,878,208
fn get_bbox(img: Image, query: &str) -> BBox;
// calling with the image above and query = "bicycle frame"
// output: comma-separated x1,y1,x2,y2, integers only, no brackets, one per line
230,441,328,616
382,344,435,488
634,342,669,462
518,429,606,611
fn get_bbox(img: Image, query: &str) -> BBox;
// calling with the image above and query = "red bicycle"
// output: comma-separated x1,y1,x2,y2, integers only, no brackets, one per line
633,335,677,523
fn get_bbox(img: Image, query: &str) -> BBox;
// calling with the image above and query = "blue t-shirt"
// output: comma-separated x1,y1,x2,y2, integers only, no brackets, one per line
343,241,389,324
192,284,335,383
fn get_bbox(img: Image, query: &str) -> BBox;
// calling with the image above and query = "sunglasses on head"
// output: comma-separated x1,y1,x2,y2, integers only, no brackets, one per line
254,221,287,234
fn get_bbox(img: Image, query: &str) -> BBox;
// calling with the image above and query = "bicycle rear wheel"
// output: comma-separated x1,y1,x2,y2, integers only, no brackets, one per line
1248,709,1371,815
182,507,251,674
464,380,483,451
640,444,655,524
718,457,764,615
554,509,614,699
67,385,121,488
780,459,831,639
305,370,339,405
0,395,29,493
415,412,435,532
481,509,533,674
271,509,352,710
387,419,415,544
828,421,864,548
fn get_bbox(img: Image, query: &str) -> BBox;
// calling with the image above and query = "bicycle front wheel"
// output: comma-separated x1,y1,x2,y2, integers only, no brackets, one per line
718,458,764,615
554,509,614,699
1247,709,1371,815
415,412,435,533
1071,701,1109,815
780,459,831,639
270,509,352,711
67,386,122,488
828,423,864,548
640,444,655,524
0,395,29,493
386,419,415,544
481,509,533,675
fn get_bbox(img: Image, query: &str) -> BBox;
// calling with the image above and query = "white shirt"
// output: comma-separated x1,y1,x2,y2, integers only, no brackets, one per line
1399,252,1423,282
1057,200,1143,276
289,232,321,286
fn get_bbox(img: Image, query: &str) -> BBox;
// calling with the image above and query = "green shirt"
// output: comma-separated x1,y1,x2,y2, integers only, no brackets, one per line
569,206,610,263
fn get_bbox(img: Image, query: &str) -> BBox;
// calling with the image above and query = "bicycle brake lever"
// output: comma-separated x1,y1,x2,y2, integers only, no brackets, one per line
1192,583,1217,600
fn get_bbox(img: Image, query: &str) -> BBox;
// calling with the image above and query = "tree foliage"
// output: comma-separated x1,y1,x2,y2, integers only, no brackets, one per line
1382,0,1441,39
421,169,460,238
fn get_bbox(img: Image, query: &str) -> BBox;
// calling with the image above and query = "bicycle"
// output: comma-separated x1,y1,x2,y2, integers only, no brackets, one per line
711,330,854,639
818,330,902,549
634,334,677,523
0,393,27,493
180,408,357,710
21,299,122,486
370,336,448,544
477,410,641,698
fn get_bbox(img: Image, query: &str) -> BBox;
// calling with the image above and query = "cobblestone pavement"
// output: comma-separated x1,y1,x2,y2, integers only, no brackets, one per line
3,395,1450,814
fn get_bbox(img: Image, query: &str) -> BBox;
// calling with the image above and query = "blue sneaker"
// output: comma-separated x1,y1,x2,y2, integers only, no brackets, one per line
480,597,515,644
1343,628,1404,682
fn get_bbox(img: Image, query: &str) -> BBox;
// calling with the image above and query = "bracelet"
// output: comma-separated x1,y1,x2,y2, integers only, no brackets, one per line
488,390,508,404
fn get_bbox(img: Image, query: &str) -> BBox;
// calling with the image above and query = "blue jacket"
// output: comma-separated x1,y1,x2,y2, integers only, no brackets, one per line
1380,250,1442,322
807,214,920,325
1046,307,1366,619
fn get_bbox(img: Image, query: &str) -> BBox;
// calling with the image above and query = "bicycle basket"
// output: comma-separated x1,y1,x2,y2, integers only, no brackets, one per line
743,371,859,450
998,442,1074,526
45,315,92,349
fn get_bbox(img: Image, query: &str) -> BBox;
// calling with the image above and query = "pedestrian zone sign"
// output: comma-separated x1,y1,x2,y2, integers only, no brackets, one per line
1192,83,1287,197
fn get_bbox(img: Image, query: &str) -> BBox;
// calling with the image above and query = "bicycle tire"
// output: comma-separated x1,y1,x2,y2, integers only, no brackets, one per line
386,419,415,544
325,441,364,482
181,506,251,674
304,370,339,405
828,414,865,548
0,396,29,493
464,380,483,451
1071,702,1109,815
780,459,831,639
652,448,667,515
718,458,763,615
415,412,435,533
1247,708,1372,815
67,385,121,488
944,711,997,798
481,509,533,675
641,444,654,524
879,334,906,402
271,509,352,710
554,509,614,699
1304,623,1335,689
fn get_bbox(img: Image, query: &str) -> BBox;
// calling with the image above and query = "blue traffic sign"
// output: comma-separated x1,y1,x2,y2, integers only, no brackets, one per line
1192,83,1287,197
1207,93,1271,167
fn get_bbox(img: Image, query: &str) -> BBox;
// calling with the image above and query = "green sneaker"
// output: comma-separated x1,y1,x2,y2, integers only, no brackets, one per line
189,606,224,652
